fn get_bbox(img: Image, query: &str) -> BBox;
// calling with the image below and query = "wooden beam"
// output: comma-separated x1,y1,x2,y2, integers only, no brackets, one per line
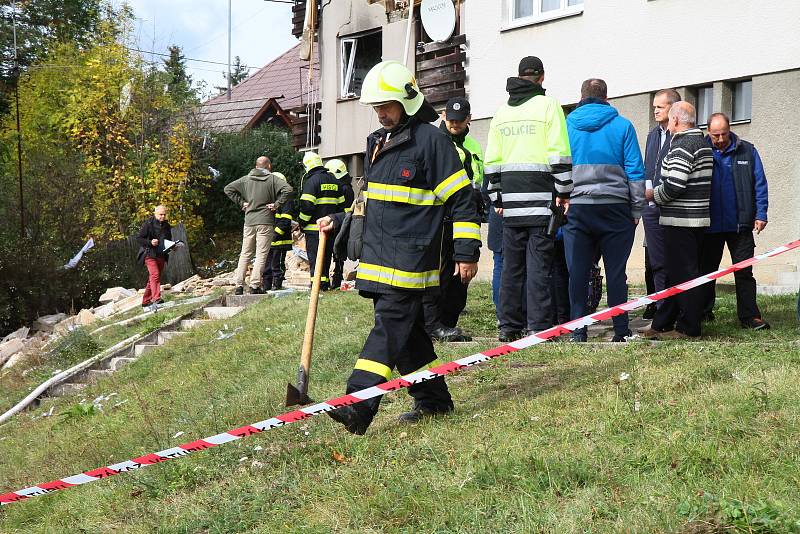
418,69,466,88
416,34,466,55
416,51,466,71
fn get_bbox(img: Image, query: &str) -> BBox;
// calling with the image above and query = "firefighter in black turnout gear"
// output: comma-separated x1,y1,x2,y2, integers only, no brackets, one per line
298,152,346,291
325,159,356,289
262,172,294,291
318,61,481,435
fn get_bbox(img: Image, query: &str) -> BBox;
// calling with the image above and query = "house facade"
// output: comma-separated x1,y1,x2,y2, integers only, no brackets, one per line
307,0,800,288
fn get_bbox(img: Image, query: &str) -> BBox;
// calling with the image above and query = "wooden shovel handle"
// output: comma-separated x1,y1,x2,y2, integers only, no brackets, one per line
300,231,328,375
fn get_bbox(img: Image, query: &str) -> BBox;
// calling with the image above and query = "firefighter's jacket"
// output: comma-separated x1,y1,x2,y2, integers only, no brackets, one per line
340,174,356,212
356,117,481,294
298,167,346,232
485,84,573,227
271,196,295,250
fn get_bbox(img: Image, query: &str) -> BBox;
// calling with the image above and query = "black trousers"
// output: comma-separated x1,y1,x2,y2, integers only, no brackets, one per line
642,208,668,303
262,248,287,289
345,292,453,427
645,247,655,294
551,239,570,325
500,225,554,332
699,231,761,322
423,222,469,334
651,226,705,337
305,231,334,289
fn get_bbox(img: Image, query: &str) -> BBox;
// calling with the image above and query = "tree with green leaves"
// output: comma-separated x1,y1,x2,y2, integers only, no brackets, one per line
214,56,249,95
162,44,195,106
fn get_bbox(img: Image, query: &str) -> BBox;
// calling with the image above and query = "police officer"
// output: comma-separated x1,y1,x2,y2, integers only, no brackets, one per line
422,97,485,342
318,61,481,435
262,172,294,291
298,152,345,290
324,159,356,289
485,56,573,342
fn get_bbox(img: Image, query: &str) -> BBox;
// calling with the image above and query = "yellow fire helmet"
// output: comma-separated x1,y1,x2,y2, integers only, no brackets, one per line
359,60,424,116
324,159,348,180
302,151,323,171
271,171,287,181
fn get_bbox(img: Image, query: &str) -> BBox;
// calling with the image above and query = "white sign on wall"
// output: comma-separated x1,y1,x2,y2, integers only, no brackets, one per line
421,0,456,42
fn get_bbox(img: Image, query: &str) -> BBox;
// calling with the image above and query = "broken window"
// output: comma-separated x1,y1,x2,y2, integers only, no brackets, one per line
340,30,382,99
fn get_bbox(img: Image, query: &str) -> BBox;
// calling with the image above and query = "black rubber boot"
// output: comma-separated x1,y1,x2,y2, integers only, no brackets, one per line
327,405,370,435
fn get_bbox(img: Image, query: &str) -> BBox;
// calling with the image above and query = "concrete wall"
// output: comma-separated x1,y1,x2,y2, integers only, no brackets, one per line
465,0,800,118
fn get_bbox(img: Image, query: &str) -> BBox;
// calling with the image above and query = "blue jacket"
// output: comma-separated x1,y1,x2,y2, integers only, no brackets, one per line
566,102,646,218
706,132,768,233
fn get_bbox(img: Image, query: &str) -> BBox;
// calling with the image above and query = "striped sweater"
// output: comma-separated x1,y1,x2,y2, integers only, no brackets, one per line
653,128,713,227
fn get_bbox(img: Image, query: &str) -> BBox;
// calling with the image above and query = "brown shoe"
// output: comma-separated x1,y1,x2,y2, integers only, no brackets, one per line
656,330,690,340
639,328,666,339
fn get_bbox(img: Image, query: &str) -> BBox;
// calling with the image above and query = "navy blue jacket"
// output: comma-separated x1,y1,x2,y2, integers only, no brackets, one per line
642,125,671,220
706,132,768,233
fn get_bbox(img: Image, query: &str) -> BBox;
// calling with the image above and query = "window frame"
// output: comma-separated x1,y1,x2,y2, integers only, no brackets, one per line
695,84,714,128
338,29,382,101
731,79,752,123
505,0,584,30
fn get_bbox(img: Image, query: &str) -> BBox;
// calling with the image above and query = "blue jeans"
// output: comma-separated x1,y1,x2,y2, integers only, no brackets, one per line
492,251,503,322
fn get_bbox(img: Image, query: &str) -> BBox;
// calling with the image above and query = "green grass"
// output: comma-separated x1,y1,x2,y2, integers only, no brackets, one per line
1,284,799,533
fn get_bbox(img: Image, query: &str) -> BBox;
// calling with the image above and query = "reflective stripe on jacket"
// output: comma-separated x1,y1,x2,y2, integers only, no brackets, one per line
271,196,295,249
357,117,481,294
485,94,573,227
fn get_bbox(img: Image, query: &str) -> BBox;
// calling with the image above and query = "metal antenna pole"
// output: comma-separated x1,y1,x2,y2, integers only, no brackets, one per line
227,0,232,100
12,1,25,239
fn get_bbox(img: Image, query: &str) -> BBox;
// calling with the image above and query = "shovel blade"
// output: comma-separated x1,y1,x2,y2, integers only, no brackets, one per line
285,382,312,407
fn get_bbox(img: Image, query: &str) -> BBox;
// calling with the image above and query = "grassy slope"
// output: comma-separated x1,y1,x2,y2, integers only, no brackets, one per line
0,295,213,412
0,284,799,533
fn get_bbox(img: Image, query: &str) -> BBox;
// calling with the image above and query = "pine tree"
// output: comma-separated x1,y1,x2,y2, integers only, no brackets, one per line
162,45,195,105
215,56,249,95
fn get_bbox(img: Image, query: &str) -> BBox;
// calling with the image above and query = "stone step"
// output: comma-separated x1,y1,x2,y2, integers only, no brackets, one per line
757,285,798,296
204,306,245,320
108,357,137,372
134,343,159,357
225,294,270,307
180,319,211,331
157,330,188,344
49,382,88,397
777,271,800,286
80,369,114,384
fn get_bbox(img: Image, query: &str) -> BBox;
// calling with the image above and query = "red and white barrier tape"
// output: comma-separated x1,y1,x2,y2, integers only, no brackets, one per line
2,239,798,506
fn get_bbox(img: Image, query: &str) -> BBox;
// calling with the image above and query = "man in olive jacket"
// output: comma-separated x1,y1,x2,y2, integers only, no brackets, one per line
225,156,293,294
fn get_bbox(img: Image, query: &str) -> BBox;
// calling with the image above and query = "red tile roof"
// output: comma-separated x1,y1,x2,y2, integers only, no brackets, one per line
199,43,319,132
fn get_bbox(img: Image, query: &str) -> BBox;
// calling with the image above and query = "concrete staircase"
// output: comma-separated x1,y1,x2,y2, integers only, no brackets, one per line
45,288,301,399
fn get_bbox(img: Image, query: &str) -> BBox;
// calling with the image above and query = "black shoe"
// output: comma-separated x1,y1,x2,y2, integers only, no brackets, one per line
642,303,657,320
499,329,525,343
702,311,715,323
741,317,770,330
570,332,588,342
234,286,244,296
430,327,472,342
250,286,266,294
272,282,283,290
611,330,632,342
327,405,369,435
397,405,453,424
154,298,165,305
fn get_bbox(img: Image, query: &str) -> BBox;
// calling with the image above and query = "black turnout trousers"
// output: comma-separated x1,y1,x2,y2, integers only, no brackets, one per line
305,231,334,289
345,292,453,426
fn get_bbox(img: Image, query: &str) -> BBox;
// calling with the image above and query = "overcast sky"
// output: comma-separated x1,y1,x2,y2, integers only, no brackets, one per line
116,0,299,99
